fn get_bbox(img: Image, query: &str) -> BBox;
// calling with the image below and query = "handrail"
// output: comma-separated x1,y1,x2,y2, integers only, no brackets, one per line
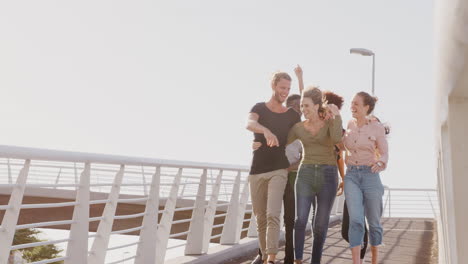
0,145,249,171
0,144,344,264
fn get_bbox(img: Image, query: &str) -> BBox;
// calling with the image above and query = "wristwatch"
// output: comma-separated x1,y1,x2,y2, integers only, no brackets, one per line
376,161,384,167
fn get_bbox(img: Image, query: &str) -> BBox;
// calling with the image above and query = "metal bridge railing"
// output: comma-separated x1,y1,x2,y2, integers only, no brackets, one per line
0,145,255,264
383,187,439,218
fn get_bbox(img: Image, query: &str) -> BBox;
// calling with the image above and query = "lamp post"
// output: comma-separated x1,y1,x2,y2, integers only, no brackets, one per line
350,48,375,95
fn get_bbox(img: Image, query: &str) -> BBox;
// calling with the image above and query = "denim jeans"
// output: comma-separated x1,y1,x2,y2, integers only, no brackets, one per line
344,165,384,248
341,200,368,259
294,164,338,263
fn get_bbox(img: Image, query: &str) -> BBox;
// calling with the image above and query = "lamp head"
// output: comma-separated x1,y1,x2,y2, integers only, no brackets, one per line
350,48,374,56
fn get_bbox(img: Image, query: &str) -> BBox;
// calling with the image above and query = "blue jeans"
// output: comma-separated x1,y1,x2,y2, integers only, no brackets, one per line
294,164,338,263
344,165,384,248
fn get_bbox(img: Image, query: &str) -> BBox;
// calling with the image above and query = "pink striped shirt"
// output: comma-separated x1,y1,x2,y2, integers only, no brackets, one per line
343,119,389,168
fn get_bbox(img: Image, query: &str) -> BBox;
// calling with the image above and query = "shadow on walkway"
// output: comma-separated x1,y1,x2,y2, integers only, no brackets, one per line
225,218,438,264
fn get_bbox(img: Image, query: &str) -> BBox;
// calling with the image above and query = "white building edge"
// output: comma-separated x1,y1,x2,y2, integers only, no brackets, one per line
435,0,468,263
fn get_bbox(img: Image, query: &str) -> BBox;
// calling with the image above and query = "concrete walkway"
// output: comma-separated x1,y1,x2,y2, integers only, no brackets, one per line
225,218,438,264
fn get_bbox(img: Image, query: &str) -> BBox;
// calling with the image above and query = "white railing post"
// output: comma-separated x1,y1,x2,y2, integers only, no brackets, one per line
0,160,30,264
236,179,250,240
389,190,392,218
220,171,241,244
88,165,125,264
156,168,183,264
53,168,62,189
331,196,339,216
247,213,257,237
202,170,223,253
74,163,78,186
135,166,161,264
65,163,90,264
141,166,148,196
185,169,208,255
7,158,12,184
336,195,345,214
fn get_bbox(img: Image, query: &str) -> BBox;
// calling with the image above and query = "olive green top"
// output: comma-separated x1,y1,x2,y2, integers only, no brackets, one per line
287,115,343,165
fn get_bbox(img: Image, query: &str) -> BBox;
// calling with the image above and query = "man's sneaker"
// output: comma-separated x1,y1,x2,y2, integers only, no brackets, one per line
251,254,263,264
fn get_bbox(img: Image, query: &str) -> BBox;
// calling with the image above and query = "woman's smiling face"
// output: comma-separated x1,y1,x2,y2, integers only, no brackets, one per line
301,97,319,120
351,95,369,119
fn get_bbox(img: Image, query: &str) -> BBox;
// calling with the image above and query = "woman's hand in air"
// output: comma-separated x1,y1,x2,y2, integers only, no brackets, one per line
327,104,340,117
294,64,303,79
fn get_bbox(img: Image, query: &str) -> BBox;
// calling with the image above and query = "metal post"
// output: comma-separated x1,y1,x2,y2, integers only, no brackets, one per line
388,189,392,218
202,170,223,253
235,179,250,240
7,158,12,184
220,171,241,244
74,163,78,188
135,166,161,264
88,165,125,264
372,54,376,95
331,195,339,216
185,169,208,255
247,212,257,238
65,163,90,264
54,168,62,189
0,160,30,264
141,166,148,196
156,168,183,264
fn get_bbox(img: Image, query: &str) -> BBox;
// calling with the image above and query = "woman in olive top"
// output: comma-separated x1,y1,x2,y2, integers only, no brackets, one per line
287,87,343,264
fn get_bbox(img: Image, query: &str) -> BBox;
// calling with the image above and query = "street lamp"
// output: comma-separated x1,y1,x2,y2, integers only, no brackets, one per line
350,48,375,95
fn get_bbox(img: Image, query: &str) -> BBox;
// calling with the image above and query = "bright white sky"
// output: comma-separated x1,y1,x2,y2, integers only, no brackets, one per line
1,0,435,192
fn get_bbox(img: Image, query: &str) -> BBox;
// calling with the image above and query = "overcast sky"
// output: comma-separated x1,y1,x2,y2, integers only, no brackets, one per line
1,0,435,192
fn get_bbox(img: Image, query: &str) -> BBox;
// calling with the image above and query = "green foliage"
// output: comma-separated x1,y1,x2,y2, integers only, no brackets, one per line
12,228,63,264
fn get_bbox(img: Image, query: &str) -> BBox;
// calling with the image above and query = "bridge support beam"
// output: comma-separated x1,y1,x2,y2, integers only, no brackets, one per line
156,168,182,264
220,171,241,244
88,165,125,264
202,170,223,253
65,163,90,264
0,160,30,264
185,169,208,255
135,166,161,264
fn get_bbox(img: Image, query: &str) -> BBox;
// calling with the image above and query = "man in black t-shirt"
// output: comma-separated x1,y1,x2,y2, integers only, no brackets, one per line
246,72,301,264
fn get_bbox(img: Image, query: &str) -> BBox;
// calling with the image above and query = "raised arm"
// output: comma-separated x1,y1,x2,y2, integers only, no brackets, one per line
246,112,279,147
294,65,304,95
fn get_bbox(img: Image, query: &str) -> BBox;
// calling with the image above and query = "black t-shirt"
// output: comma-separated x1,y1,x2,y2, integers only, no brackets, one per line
249,102,301,174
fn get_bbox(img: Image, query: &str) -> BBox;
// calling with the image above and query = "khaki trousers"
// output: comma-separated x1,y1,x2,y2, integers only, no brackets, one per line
249,169,288,257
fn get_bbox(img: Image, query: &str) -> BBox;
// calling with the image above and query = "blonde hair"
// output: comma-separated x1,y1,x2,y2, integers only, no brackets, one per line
302,86,326,117
270,72,292,86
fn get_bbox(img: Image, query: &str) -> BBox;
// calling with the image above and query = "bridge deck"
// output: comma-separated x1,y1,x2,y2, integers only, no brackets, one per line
227,218,438,264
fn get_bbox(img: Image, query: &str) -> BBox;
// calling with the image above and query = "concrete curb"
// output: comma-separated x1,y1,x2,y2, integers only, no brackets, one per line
165,214,342,264
165,237,260,264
